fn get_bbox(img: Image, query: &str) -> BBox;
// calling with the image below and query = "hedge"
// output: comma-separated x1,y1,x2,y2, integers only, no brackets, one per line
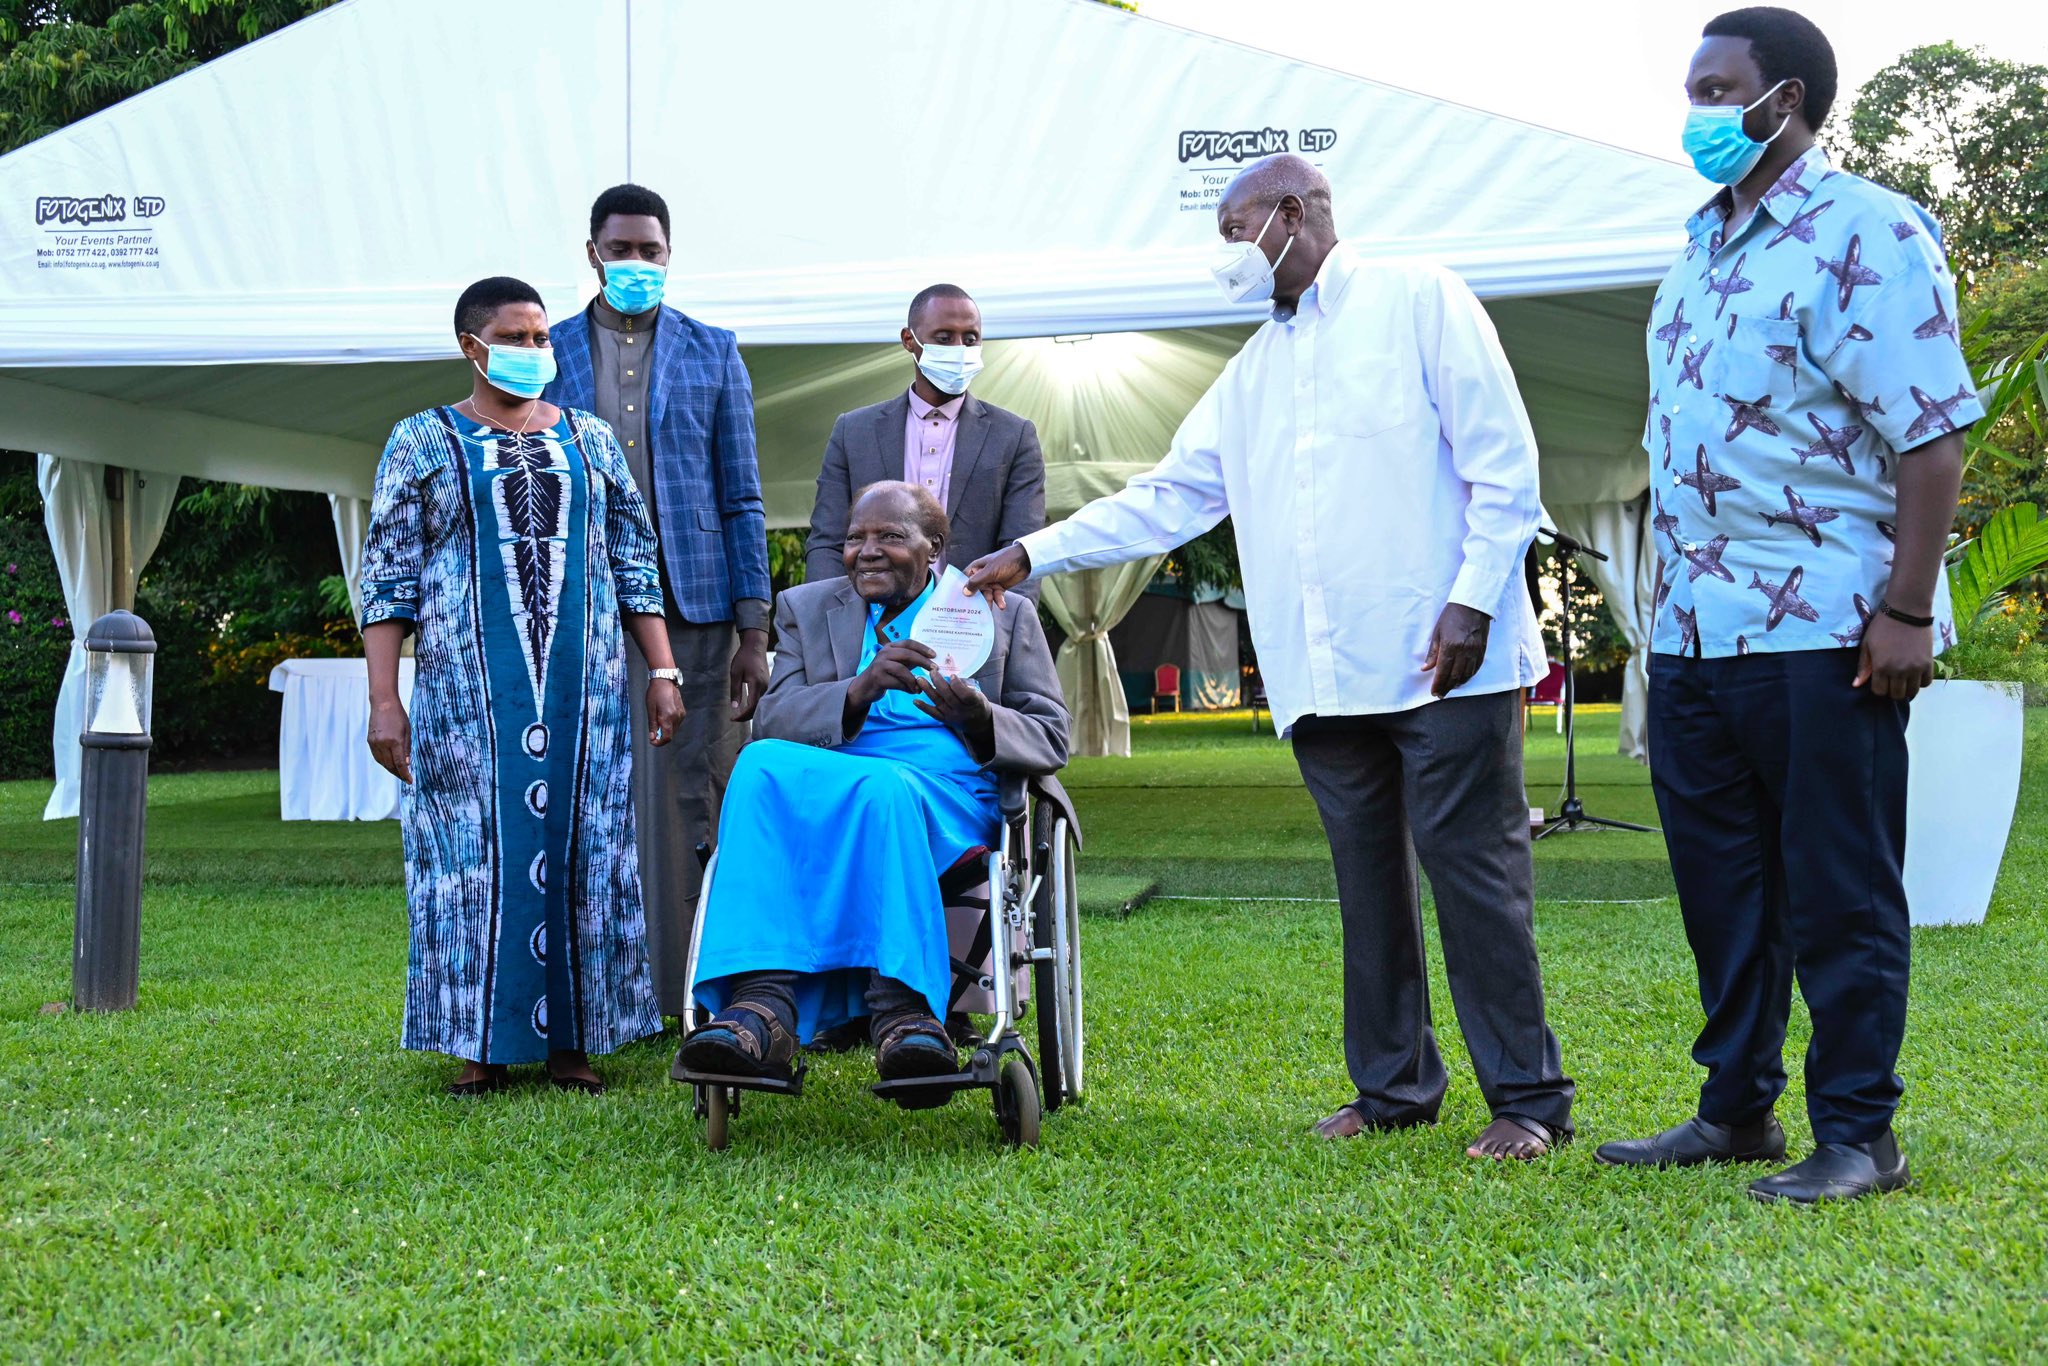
0,458,354,780
0,508,73,779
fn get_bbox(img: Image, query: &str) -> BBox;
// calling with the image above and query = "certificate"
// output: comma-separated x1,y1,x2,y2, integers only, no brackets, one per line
911,565,997,678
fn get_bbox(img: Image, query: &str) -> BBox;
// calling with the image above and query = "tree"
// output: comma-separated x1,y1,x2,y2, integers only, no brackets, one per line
1958,260,2048,515
1164,519,1240,596
1,2,350,773
1834,42,2048,278
1967,258,2048,365
0,0,334,154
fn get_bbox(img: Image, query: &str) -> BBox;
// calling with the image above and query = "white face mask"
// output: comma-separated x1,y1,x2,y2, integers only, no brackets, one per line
912,333,983,395
1211,201,1295,304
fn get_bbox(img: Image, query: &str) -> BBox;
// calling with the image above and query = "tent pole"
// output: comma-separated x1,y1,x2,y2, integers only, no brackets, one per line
104,465,134,612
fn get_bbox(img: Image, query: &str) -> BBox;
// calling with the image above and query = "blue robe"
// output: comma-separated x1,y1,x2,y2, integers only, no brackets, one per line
693,575,998,1040
360,407,664,1063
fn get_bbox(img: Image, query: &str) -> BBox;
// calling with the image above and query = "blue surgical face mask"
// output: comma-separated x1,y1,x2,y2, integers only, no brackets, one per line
912,333,983,395
600,258,666,314
466,336,558,400
1682,79,1790,185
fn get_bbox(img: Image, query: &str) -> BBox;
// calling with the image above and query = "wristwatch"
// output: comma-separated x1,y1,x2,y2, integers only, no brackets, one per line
649,668,684,686
1875,600,1935,629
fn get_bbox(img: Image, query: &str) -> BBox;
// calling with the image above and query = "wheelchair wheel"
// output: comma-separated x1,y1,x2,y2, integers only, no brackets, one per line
995,1053,1040,1149
1031,809,1083,1109
1059,831,1084,1099
705,1085,731,1152
1030,809,1066,1109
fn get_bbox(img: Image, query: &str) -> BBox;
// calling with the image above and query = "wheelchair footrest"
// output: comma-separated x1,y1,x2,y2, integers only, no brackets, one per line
670,1060,807,1097
869,1041,1023,1110
869,1071,980,1110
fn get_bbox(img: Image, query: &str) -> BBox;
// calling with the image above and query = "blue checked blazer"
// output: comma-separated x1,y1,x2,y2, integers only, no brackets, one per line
545,304,772,621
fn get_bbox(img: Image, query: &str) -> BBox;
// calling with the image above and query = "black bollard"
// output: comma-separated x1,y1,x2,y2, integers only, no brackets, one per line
73,609,155,1012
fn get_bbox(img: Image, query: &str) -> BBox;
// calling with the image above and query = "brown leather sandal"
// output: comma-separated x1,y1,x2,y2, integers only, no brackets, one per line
1467,1113,1570,1161
874,1015,960,1081
677,1002,797,1078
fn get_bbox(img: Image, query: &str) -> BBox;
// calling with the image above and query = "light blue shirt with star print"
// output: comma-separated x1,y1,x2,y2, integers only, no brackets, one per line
1642,145,1983,659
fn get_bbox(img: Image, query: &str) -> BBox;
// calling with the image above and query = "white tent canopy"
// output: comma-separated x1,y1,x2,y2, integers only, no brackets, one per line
0,0,1701,801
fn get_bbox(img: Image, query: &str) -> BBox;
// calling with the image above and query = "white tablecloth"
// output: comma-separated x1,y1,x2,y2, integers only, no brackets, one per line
268,657,416,821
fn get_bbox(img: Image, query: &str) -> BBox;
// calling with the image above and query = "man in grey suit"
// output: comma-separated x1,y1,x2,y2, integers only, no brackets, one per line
678,482,1068,1084
806,284,1046,594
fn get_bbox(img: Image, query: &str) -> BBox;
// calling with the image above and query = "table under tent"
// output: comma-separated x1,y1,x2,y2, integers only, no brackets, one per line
0,0,1706,818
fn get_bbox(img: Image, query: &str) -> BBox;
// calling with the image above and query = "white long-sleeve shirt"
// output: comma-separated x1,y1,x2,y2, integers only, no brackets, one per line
1021,243,1546,735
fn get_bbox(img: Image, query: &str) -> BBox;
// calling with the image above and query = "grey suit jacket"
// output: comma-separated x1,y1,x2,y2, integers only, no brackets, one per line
754,577,1069,787
804,392,1046,594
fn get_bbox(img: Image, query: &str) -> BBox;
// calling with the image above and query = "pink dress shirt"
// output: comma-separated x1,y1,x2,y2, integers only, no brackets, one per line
904,388,965,510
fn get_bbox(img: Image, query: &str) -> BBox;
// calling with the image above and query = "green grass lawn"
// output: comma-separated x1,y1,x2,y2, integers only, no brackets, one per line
3,710,2045,1361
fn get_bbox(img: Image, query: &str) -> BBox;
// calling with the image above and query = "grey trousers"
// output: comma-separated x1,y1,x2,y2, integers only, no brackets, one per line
625,618,743,1017
721,969,930,1043
1290,690,1574,1134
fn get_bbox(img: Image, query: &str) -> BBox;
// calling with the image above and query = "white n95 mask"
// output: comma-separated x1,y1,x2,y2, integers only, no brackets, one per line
1210,201,1295,304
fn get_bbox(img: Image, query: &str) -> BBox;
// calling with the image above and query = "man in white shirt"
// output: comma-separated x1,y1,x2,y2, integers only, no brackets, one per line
965,154,1574,1160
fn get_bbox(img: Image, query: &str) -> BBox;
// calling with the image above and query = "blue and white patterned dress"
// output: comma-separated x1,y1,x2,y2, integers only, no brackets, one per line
360,406,664,1064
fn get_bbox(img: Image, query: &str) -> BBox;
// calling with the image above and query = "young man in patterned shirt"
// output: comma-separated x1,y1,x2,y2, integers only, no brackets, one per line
1594,7,1980,1203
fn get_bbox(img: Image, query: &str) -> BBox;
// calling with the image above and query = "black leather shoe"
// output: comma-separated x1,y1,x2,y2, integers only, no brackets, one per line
1748,1131,1909,1205
1594,1113,1787,1168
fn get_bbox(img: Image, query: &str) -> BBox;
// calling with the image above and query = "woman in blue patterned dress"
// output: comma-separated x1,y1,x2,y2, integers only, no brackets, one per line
359,277,685,1096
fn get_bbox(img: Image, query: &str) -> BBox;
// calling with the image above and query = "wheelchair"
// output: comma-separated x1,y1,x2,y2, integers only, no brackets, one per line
672,771,1084,1150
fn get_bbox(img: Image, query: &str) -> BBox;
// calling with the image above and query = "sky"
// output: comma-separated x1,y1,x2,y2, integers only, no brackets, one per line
1141,0,2048,164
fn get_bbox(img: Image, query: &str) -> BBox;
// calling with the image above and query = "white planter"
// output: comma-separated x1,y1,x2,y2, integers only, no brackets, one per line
1904,679,2025,926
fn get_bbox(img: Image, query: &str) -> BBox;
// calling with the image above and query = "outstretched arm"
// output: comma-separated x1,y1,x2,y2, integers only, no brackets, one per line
965,375,1231,605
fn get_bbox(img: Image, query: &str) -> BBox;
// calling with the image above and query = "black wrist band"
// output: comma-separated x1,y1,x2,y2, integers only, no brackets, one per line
1876,599,1935,629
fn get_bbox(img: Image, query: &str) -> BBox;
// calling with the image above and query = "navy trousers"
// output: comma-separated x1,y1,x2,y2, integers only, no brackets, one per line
1648,648,1911,1144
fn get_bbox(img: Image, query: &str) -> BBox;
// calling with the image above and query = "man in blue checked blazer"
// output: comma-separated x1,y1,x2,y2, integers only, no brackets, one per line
543,183,772,1024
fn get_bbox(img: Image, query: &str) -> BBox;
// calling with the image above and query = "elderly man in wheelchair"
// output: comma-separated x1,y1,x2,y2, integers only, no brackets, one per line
677,481,1072,1126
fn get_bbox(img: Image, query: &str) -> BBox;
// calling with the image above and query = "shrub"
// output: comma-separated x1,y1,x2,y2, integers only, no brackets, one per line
0,494,72,780
0,458,355,775
1939,595,2048,704
767,528,808,596
136,482,352,767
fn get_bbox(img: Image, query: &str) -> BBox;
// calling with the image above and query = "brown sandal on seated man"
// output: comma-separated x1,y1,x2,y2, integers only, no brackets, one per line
874,1014,960,1081
1467,1113,1568,1161
677,1001,798,1079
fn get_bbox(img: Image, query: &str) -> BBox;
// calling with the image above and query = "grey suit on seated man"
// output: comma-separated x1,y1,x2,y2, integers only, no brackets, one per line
680,481,1067,1088
806,284,1046,596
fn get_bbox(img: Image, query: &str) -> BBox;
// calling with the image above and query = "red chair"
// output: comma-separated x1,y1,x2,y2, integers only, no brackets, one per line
1526,660,1567,733
1150,664,1181,714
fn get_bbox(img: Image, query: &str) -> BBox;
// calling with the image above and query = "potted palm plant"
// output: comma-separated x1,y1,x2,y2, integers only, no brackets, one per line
1904,320,2048,926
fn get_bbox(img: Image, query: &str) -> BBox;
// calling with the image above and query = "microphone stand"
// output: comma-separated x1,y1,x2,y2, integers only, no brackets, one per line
1533,527,1659,840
